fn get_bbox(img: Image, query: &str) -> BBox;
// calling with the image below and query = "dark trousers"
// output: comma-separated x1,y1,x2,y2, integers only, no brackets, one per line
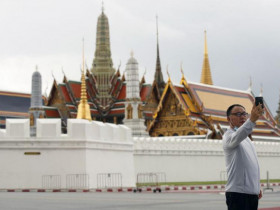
226,192,258,210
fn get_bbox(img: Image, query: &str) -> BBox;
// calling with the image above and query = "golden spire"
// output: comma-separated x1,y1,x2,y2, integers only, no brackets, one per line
200,30,213,85
77,38,92,121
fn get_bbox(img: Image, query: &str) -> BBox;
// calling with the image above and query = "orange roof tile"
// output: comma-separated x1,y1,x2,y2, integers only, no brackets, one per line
188,82,254,116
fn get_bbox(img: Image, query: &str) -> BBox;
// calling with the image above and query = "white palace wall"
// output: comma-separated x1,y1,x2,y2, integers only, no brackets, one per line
0,119,135,189
0,118,280,189
133,137,280,182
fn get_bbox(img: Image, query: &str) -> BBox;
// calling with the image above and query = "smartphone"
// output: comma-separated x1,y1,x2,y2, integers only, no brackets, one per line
255,96,264,108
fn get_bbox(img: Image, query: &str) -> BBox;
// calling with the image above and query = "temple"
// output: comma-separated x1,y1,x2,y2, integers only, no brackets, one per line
1,8,280,140
45,8,152,130
148,74,279,139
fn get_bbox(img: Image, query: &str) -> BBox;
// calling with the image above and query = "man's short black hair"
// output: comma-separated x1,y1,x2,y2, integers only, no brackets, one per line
226,104,245,117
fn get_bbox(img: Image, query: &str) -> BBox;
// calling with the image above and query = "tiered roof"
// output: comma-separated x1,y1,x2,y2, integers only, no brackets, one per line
46,70,151,121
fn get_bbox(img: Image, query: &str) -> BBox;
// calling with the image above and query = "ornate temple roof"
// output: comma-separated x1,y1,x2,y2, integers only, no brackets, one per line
148,75,279,138
45,68,151,122
1,9,278,139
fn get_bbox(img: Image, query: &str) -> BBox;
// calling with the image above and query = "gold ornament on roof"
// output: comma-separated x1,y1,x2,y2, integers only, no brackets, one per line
166,65,171,82
200,30,213,85
77,38,92,121
180,62,184,79
180,62,188,87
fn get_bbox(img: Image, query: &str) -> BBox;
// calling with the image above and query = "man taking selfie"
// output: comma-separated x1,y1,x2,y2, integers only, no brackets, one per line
223,103,263,210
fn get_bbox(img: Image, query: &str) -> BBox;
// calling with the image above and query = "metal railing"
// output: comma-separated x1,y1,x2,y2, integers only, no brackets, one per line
42,175,61,189
136,172,166,187
66,174,89,189
97,173,122,189
264,171,273,192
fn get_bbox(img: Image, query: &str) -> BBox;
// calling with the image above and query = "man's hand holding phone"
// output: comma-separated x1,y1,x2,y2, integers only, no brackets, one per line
255,97,264,108
250,97,264,123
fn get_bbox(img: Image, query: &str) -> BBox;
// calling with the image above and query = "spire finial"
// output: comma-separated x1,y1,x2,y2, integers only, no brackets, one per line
118,60,121,70
44,81,48,98
204,30,208,54
130,50,134,57
156,15,159,45
249,76,253,89
82,37,85,74
62,66,65,75
260,83,263,96
247,76,252,92
249,76,252,89
180,61,186,81
180,61,188,86
102,1,104,13
35,65,38,72
166,65,171,82
180,61,184,76
51,70,55,80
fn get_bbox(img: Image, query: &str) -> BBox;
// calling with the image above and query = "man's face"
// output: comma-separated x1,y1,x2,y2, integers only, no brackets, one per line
227,106,248,128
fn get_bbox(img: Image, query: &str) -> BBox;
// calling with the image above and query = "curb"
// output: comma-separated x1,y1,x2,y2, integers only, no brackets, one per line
96,188,133,193
2,183,279,193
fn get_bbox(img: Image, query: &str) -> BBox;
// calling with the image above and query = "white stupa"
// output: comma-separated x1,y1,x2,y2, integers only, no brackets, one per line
29,65,45,136
123,52,149,137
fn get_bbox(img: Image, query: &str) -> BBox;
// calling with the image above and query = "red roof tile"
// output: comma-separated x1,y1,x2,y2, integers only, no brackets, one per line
117,85,126,100
140,85,151,101
69,82,81,99
59,85,72,103
44,108,60,118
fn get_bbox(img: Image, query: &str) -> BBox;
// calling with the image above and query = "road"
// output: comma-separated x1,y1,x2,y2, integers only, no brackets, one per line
0,191,279,210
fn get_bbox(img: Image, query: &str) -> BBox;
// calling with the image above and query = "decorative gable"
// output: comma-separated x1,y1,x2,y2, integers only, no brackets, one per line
149,84,201,137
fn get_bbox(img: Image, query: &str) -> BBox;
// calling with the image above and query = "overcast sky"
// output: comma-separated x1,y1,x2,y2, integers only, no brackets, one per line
0,0,280,115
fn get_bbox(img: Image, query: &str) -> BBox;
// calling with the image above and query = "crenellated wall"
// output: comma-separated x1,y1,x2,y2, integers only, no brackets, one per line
0,119,135,189
133,137,280,182
0,119,280,189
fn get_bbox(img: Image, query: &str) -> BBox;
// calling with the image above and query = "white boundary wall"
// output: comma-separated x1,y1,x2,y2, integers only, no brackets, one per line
1,118,280,189
0,119,135,189
133,137,280,182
